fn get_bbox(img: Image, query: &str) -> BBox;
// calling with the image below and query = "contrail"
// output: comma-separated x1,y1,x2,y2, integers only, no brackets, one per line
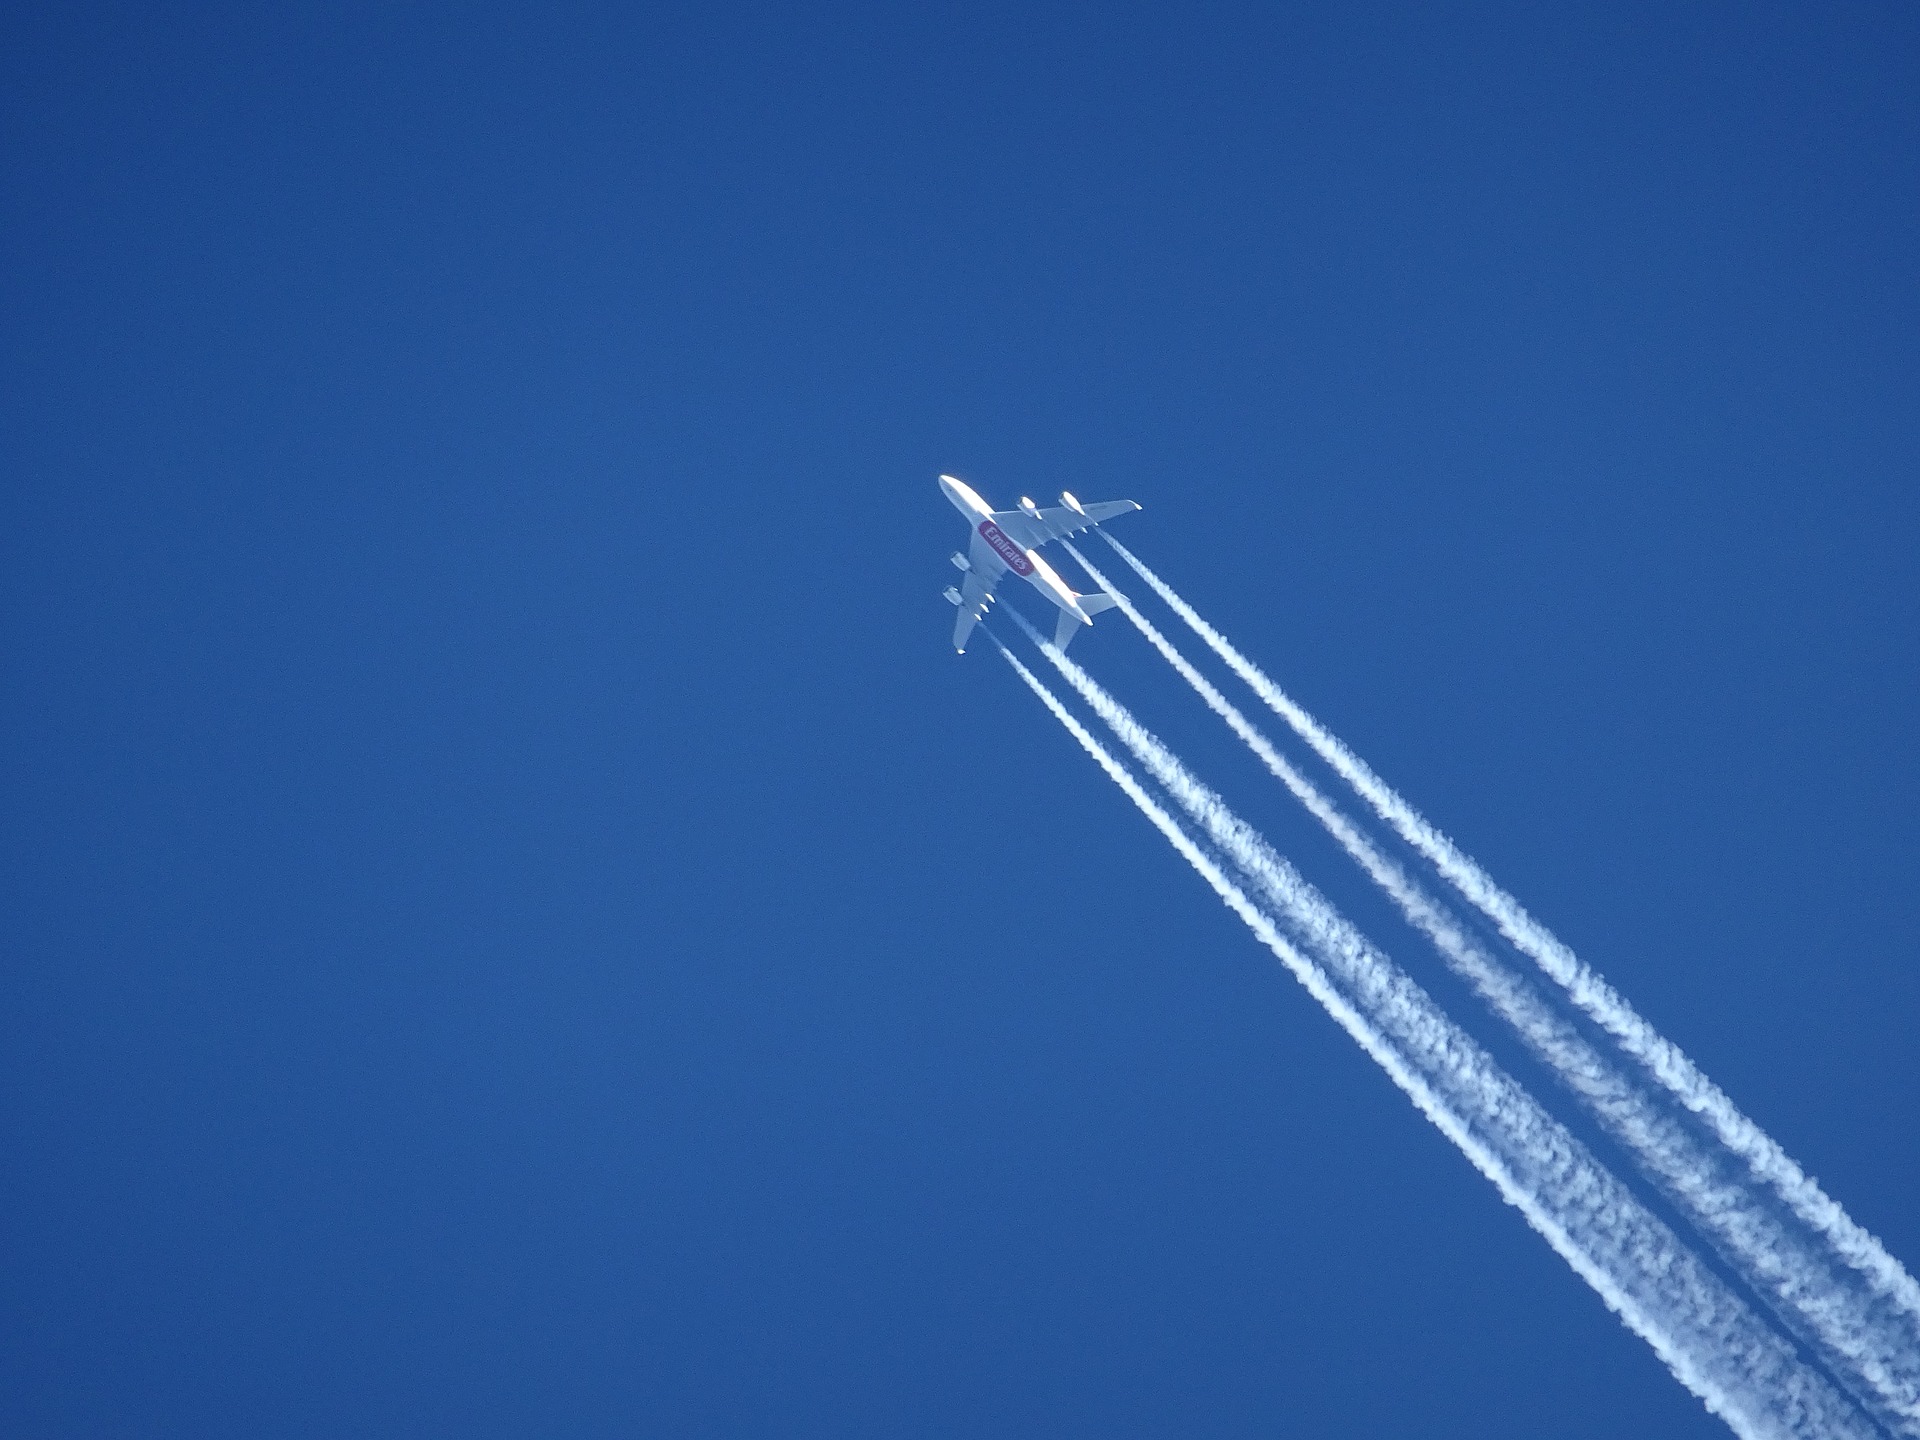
995,619,1879,1439
1100,532,1920,1390
1065,544,1920,1431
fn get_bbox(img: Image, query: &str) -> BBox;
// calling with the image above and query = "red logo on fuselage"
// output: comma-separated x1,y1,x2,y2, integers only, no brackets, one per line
979,520,1034,576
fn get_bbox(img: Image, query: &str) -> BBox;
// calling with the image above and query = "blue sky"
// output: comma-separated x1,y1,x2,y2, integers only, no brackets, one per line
5,3,1917,1436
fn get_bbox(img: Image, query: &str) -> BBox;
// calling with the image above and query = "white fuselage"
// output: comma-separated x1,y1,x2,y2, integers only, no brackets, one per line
939,475,1090,623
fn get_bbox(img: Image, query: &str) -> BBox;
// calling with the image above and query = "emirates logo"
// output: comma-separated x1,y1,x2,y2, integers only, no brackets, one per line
978,521,1033,576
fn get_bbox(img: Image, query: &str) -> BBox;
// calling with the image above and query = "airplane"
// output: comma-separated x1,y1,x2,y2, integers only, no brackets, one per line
938,474,1142,653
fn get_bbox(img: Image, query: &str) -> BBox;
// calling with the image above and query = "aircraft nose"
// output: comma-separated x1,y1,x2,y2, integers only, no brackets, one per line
939,474,985,515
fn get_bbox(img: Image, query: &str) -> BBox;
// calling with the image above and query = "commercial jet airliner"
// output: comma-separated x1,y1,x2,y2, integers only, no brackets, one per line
938,475,1141,653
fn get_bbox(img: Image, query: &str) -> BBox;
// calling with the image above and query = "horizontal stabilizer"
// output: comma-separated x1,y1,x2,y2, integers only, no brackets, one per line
1052,606,1083,651
1051,590,1117,651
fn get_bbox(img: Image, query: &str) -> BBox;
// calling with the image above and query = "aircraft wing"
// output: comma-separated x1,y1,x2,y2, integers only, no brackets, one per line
944,529,1016,652
990,498,1141,550
949,566,997,652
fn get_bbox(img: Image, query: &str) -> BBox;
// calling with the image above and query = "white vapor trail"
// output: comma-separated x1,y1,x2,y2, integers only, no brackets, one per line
1099,532,1920,1431
996,617,1878,1440
1066,542,1918,1432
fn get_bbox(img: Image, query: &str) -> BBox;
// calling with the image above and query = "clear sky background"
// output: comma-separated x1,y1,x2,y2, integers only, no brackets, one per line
5,4,1918,1437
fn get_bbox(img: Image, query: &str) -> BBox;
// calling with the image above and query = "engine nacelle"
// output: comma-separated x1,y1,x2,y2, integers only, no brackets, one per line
943,586,963,607
1059,491,1086,515
950,552,971,572
1019,496,1040,514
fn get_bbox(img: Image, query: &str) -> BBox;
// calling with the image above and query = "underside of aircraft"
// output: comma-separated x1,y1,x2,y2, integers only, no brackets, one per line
938,475,1141,653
